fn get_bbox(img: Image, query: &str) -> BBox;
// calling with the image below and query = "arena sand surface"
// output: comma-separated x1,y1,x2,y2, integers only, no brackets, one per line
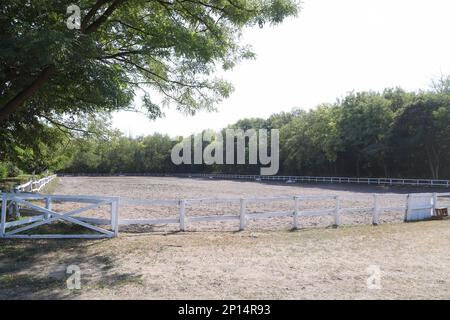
1,176,449,299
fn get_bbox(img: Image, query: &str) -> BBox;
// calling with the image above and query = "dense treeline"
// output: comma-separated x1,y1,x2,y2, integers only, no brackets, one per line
56,78,450,179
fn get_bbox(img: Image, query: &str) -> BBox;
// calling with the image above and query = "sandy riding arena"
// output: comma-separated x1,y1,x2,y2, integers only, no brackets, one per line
1,176,449,299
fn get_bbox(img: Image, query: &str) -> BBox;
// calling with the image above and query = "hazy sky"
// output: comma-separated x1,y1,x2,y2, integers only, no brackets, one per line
112,0,450,137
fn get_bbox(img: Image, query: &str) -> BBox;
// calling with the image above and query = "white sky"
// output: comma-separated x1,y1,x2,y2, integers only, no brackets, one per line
112,0,450,137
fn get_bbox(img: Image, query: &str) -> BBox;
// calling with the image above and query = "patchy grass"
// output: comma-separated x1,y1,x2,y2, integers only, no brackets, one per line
0,174,57,193
0,274,62,291
40,176,60,194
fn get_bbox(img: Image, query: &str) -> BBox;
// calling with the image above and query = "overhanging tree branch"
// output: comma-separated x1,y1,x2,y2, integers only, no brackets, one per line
0,65,56,122
81,0,112,32
0,0,128,122
83,0,128,34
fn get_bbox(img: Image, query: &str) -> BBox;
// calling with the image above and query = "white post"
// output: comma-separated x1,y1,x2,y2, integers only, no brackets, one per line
179,199,186,231
334,196,340,226
239,198,247,231
372,194,380,225
45,196,52,219
432,193,437,216
1,194,7,237
293,196,299,230
111,198,119,237
405,194,412,222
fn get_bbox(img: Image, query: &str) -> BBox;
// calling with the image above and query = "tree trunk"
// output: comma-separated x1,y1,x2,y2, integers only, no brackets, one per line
431,145,440,179
383,163,388,177
356,154,360,177
0,65,55,122
0,0,126,121
425,146,437,179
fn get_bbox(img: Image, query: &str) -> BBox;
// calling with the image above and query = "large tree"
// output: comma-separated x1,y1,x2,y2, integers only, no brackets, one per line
0,0,298,172
0,0,299,123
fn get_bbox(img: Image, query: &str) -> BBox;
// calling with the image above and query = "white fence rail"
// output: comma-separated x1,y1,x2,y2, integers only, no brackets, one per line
58,173,450,187
120,192,450,229
2,192,448,239
172,173,450,187
14,174,57,193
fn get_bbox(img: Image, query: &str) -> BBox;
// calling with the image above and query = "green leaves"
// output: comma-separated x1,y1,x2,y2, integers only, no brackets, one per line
1,0,300,121
0,0,299,171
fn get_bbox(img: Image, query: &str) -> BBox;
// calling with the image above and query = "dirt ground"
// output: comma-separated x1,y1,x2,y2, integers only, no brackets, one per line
1,221,450,299
1,176,449,299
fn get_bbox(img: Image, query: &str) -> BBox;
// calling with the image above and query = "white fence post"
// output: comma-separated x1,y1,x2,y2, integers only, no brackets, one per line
239,198,247,231
45,196,52,219
372,194,380,225
405,194,412,222
1,194,7,237
293,196,299,229
179,199,186,231
432,193,437,216
111,198,119,237
333,196,340,226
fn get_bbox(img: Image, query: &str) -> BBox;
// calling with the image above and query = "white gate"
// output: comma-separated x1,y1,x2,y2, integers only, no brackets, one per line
0,193,119,239
405,193,434,221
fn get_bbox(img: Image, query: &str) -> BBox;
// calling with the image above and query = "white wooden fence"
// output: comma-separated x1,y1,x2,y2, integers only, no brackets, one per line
172,173,450,187
57,173,450,187
2,191,447,238
14,174,57,193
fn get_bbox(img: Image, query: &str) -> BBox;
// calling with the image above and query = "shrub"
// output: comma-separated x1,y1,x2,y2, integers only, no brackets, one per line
0,162,8,179
7,164,23,177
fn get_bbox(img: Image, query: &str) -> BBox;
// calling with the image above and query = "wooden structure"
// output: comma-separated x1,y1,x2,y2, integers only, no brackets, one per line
0,193,119,239
433,207,448,220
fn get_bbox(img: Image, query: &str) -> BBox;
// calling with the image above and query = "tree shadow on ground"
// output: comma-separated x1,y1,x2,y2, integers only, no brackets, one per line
0,237,142,299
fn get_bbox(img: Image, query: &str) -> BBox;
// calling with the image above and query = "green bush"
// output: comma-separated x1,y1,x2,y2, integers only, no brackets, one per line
0,162,8,179
7,163,23,177
0,162,24,178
